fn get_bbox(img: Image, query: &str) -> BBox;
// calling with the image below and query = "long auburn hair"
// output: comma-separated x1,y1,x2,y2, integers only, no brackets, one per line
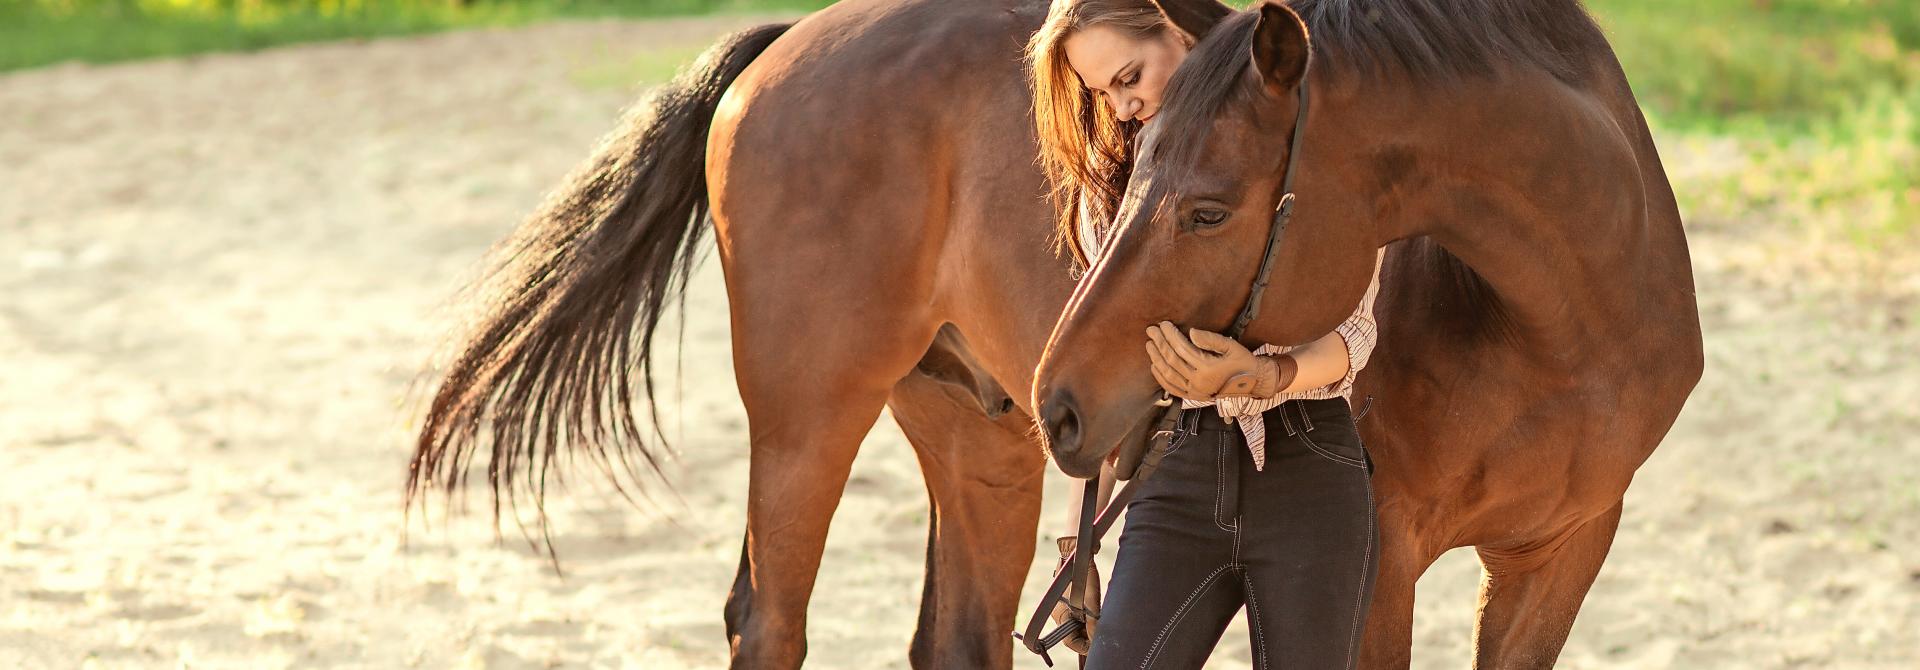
1025,0,1193,272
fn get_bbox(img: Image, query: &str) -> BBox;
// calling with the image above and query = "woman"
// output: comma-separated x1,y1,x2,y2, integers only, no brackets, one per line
1025,1,1385,667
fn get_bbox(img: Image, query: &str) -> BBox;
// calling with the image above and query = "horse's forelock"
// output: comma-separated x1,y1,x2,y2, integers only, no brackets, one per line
1137,10,1264,194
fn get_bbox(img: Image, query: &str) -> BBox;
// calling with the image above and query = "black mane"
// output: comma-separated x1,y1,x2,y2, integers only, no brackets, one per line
1291,0,1603,83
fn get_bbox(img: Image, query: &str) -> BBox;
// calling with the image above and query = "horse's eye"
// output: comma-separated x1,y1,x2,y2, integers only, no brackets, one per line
1192,208,1229,229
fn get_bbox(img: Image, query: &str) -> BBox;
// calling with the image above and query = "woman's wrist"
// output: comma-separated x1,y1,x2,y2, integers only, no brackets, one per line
1253,353,1298,398
1053,535,1078,575
1214,352,1297,399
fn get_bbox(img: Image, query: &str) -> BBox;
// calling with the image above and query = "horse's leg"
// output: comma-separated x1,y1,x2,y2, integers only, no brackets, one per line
704,5,1061,663
1468,500,1626,669
721,307,938,669
887,366,1045,670
1358,506,1445,670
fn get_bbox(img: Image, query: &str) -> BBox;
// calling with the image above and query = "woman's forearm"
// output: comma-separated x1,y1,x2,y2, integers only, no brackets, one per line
1059,464,1119,541
1273,329,1352,395
1062,477,1089,534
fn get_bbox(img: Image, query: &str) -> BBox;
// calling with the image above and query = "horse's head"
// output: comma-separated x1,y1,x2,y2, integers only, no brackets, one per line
1033,0,1381,478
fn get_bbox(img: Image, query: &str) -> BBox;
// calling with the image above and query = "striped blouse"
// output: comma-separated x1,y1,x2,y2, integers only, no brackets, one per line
1077,195,1383,471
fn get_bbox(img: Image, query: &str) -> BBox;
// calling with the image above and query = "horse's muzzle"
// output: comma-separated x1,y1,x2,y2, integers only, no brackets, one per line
1039,388,1095,476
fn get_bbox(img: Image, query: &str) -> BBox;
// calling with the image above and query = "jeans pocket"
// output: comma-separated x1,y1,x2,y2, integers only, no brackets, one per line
1298,431,1367,469
1293,413,1367,471
1280,401,1367,469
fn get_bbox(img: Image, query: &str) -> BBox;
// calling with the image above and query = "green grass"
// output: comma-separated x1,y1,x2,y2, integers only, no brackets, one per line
0,1,833,72
1591,0,1919,132
5,0,1914,244
567,44,706,89
1589,0,1919,244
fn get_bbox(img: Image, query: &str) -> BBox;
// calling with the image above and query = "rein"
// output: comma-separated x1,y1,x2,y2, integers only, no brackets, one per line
1015,80,1313,667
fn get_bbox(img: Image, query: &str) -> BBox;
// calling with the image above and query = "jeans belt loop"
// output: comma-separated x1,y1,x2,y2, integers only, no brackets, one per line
1355,394,1376,421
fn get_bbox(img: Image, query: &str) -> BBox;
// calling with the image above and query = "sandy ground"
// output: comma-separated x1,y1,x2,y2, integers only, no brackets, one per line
2,15,1916,670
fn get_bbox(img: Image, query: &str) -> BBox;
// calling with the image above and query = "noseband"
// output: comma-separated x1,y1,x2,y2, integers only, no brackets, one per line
1017,79,1312,665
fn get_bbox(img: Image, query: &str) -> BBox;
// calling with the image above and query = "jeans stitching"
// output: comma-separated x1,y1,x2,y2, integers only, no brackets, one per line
1347,408,1376,478
1296,421,1368,469
1231,514,1241,564
1239,568,1269,670
1138,563,1235,670
1213,432,1236,532
1342,472,1377,669
1277,405,1297,436
1297,401,1315,432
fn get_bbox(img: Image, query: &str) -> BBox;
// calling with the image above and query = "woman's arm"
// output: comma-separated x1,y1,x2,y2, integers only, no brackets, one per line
1058,464,1118,544
1060,476,1089,539
1049,463,1116,651
1265,329,1351,395
1148,249,1384,401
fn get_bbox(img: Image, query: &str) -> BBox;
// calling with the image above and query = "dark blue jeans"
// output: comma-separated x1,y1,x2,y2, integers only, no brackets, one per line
1086,397,1379,669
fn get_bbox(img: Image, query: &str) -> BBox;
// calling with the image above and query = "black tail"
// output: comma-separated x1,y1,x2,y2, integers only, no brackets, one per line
407,23,792,541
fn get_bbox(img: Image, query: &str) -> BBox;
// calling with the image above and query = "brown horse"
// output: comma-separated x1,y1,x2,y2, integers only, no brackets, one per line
1036,0,1704,667
408,1,1700,669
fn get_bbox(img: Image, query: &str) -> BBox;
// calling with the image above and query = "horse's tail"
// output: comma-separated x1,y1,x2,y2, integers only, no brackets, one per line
407,22,792,532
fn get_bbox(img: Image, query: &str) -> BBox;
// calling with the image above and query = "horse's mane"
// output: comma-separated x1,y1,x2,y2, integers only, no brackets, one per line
1289,0,1604,83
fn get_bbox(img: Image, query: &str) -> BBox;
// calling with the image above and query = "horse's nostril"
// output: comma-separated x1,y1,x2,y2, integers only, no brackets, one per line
1042,391,1083,456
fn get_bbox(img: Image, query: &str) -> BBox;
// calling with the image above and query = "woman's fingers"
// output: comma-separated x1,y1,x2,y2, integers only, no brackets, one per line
1187,328,1243,356
1156,321,1216,371
1145,325,1199,374
1146,350,1178,394
1148,349,1194,398
1145,342,1192,392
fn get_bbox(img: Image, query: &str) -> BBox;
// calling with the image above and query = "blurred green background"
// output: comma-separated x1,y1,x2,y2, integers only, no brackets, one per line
0,1,832,72
3,0,1914,245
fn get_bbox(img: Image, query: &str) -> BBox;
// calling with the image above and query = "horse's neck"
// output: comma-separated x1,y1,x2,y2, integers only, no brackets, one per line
1335,71,1673,364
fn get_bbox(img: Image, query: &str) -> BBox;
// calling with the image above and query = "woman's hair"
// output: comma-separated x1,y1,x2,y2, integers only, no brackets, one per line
1025,0,1191,271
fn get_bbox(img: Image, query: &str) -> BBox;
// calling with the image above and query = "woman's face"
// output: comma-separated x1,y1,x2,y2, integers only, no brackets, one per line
1063,24,1190,124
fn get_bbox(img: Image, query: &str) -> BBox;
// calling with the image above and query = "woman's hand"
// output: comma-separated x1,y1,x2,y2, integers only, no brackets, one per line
1048,535,1100,653
1145,321,1295,401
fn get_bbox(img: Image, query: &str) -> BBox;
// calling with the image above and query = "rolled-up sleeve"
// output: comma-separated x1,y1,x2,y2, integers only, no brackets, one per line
1296,248,1384,398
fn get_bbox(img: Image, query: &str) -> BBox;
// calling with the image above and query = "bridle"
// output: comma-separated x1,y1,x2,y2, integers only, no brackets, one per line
1015,78,1312,667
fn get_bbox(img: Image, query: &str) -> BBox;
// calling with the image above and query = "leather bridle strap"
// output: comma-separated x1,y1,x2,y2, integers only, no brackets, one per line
1227,80,1310,340
1015,81,1312,666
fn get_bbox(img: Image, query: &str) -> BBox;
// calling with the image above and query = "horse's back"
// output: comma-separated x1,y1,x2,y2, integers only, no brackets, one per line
706,0,1069,398
708,0,1046,260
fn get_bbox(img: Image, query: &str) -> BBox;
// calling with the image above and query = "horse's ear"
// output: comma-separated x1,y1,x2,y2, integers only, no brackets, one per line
1251,2,1311,96
1148,0,1233,44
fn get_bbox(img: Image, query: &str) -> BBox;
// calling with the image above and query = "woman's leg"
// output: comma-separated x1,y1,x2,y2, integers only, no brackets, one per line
1085,410,1247,669
1236,399,1381,670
